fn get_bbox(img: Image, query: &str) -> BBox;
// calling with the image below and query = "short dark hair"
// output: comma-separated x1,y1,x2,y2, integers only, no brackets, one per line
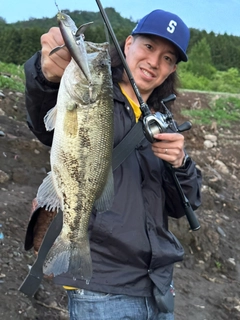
109,37,179,113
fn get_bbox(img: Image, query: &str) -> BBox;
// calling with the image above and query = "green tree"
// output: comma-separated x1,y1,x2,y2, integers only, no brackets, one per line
0,28,21,64
211,68,240,93
0,17,6,25
186,37,216,78
19,27,43,64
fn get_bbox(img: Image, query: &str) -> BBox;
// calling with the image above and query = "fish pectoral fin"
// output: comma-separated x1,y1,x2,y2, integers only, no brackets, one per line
49,44,66,56
37,171,62,212
75,21,94,37
94,167,114,213
43,235,70,277
44,105,58,131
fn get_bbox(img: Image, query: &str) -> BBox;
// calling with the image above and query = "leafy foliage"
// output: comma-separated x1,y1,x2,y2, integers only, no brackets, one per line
0,8,134,65
210,68,240,93
186,38,217,78
188,29,240,71
181,96,240,126
0,26,43,65
1,8,240,94
178,66,240,94
0,62,25,92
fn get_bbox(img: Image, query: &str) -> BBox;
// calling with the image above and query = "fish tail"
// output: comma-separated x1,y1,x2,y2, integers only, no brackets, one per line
69,238,92,282
43,236,70,277
43,235,92,282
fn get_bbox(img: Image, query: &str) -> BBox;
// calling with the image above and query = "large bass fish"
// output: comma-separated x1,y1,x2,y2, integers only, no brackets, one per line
36,14,114,282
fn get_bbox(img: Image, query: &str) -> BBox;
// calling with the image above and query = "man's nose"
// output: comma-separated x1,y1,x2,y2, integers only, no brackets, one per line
148,54,160,69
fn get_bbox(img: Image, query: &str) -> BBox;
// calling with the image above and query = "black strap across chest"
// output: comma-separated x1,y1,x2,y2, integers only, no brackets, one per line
112,120,145,170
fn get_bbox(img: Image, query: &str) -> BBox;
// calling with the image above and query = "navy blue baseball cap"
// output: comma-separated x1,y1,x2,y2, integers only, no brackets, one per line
131,9,190,62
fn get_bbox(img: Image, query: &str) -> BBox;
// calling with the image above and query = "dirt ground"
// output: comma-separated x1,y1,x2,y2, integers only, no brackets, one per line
0,88,239,320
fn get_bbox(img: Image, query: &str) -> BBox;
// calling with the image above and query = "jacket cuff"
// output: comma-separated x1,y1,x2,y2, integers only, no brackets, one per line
172,154,191,171
34,51,60,90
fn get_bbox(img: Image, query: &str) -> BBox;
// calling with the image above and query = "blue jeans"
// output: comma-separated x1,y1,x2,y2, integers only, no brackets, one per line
67,289,174,320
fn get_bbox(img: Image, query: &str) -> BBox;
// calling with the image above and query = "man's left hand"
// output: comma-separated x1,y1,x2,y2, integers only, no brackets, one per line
152,133,185,168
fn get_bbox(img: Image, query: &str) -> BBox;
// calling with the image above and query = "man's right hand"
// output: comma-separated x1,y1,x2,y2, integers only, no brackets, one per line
40,27,71,83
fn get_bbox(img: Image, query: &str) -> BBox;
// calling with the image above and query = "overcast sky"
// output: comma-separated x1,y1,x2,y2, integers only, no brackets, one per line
1,0,240,36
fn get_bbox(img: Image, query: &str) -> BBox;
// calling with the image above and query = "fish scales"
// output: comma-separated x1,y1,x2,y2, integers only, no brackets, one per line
37,41,114,282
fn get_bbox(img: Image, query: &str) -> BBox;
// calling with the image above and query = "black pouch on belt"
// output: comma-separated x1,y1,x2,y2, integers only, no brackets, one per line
153,282,175,313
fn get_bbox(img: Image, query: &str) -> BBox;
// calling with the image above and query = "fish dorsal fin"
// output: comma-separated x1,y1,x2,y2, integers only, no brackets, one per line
94,167,114,213
44,105,58,131
75,21,94,37
49,44,66,56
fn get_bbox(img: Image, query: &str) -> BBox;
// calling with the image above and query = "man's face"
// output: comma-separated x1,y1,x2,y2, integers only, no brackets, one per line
124,35,178,98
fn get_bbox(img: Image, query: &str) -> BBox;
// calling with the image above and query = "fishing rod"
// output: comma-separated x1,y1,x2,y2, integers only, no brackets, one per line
95,0,151,117
95,0,200,231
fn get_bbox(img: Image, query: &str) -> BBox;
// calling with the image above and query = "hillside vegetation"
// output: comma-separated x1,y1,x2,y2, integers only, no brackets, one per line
0,7,240,98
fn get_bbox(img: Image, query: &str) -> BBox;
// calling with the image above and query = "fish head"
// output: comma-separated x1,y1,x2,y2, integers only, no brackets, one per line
83,44,112,104
63,42,112,106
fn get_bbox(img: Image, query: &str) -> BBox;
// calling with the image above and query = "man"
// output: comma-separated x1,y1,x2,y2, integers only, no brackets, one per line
24,9,202,320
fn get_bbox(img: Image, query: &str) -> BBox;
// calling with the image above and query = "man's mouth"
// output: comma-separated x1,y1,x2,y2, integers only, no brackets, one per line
141,68,155,78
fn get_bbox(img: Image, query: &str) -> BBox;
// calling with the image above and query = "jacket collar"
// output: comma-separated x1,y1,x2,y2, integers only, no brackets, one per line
113,82,126,103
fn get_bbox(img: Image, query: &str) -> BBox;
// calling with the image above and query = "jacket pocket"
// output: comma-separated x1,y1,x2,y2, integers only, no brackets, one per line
89,210,112,243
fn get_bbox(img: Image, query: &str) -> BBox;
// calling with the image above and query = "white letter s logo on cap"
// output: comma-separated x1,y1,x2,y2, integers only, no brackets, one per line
167,20,177,33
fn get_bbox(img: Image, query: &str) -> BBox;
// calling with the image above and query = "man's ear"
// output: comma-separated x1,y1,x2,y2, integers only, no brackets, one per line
124,35,134,55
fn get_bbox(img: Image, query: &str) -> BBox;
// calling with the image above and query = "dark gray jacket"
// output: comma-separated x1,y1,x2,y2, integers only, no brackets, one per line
24,52,202,296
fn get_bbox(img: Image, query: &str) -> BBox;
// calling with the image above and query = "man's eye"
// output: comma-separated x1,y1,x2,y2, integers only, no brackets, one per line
145,44,152,50
165,56,172,62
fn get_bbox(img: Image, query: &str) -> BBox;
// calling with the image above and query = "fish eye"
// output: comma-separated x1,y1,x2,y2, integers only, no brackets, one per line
100,60,107,68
